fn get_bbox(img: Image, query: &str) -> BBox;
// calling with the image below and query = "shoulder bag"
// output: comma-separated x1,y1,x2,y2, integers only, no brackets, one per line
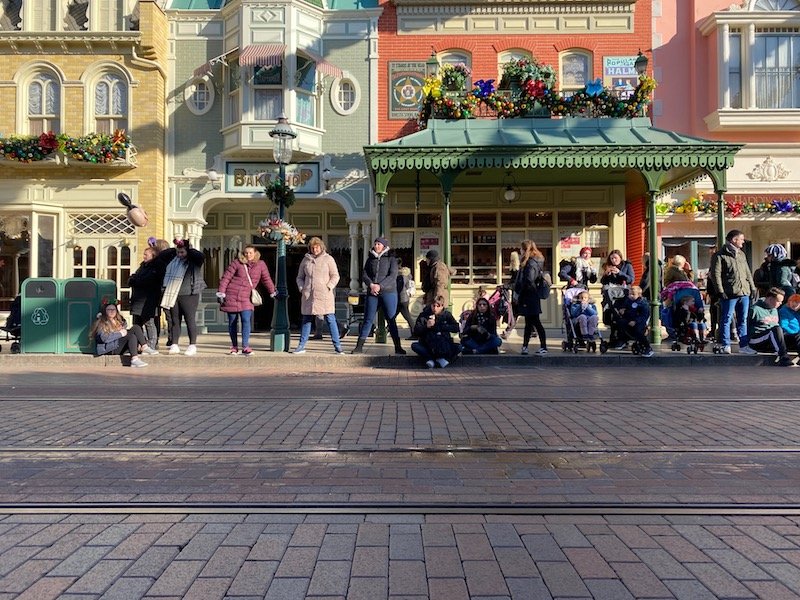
245,265,263,306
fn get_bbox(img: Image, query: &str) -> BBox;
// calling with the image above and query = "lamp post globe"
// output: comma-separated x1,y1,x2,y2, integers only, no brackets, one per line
267,112,297,352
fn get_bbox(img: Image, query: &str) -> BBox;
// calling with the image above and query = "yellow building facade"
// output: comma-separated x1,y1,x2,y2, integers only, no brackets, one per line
0,0,167,311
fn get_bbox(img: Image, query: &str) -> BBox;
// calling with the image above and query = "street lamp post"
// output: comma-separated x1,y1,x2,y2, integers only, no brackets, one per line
268,112,297,352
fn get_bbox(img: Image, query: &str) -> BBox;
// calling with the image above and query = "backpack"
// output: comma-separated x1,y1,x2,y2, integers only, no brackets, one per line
535,272,552,300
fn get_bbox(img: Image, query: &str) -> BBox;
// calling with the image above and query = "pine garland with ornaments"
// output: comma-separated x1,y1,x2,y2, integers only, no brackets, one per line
657,194,800,216
0,130,131,163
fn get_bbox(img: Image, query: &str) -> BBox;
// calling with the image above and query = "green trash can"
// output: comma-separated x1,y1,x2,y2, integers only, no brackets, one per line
62,278,117,354
21,278,60,353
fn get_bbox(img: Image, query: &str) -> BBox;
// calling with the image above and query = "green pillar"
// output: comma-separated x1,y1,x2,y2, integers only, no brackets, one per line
442,191,452,310
375,191,388,344
269,166,291,352
716,190,726,247
647,190,661,345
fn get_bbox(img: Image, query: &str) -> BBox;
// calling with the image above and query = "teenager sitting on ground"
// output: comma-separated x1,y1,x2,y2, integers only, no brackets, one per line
744,287,795,366
461,297,502,355
411,295,461,368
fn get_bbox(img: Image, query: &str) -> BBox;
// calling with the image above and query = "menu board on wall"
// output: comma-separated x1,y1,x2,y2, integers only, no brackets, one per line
389,61,427,119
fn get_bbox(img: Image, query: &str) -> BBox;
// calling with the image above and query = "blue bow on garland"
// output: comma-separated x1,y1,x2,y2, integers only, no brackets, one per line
586,78,604,98
472,79,496,98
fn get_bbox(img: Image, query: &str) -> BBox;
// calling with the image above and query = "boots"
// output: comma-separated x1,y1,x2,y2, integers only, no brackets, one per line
393,336,407,355
351,337,366,354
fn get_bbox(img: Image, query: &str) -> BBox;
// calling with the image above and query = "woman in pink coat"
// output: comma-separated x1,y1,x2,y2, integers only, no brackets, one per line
293,237,343,354
217,245,276,355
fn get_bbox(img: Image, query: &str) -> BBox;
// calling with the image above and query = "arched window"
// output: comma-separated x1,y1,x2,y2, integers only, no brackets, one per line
93,73,128,133
27,71,61,135
753,0,800,9
560,51,592,97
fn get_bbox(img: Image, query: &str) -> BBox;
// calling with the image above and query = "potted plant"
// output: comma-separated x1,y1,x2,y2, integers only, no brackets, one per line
440,63,471,91
499,57,556,91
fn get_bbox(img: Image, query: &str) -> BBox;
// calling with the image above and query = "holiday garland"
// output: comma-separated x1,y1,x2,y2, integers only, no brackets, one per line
0,130,131,164
657,195,800,216
418,57,657,129
265,177,296,208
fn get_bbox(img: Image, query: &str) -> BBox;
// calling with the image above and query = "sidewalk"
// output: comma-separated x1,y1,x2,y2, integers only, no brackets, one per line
0,327,779,367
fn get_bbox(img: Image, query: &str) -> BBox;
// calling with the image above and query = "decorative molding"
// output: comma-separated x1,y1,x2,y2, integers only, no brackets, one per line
746,156,790,181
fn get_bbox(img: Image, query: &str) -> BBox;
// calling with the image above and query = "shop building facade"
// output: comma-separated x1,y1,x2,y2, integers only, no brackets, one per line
653,0,800,285
0,0,168,313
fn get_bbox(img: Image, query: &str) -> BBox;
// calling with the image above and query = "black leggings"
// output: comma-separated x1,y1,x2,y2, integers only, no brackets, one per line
522,314,546,348
169,294,200,345
395,301,415,330
110,324,147,356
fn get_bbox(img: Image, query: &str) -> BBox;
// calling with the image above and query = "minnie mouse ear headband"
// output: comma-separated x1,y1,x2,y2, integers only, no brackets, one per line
147,236,157,248
174,238,190,249
97,298,121,318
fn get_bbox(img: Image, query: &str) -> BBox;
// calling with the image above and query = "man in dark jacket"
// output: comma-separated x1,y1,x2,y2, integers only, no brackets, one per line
351,237,406,355
710,229,757,355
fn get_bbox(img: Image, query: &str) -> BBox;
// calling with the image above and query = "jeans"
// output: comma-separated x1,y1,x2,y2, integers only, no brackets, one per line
411,340,462,361
227,310,253,349
133,315,158,349
719,295,750,347
360,293,400,341
462,335,502,354
298,314,341,350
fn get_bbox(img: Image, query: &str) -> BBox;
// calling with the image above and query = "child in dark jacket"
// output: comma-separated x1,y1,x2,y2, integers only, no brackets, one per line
411,295,462,368
614,285,654,357
461,297,502,355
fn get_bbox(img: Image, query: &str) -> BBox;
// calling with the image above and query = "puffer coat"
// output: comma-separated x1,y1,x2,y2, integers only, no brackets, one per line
128,259,164,319
218,259,276,313
296,251,340,316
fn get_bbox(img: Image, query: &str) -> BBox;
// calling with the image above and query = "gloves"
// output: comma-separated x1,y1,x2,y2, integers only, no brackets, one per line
216,292,225,305
270,292,278,298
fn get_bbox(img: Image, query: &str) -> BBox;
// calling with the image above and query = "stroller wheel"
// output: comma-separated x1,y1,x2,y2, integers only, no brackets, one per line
693,345,699,354
686,345,692,354
599,341,608,354
589,341,596,353
10,342,19,354
572,344,579,354
562,341,568,352
671,342,679,351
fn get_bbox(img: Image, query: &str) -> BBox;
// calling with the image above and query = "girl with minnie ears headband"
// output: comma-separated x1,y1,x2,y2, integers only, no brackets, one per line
90,299,158,367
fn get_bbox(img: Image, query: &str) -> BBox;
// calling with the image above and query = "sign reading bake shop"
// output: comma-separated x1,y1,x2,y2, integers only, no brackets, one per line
224,162,320,195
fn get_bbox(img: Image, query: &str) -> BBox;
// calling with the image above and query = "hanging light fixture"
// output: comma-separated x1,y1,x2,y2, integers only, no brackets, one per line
634,49,649,76
502,171,519,203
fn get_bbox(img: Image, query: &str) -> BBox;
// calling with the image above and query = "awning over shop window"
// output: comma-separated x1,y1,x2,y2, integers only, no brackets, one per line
301,49,344,79
193,48,239,78
240,43,286,67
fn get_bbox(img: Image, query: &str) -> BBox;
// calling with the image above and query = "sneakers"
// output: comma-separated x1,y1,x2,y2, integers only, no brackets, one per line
292,347,306,354
229,347,239,355
535,347,548,355
436,358,449,368
141,345,159,355
520,346,529,355
776,355,796,367
130,356,148,368
641,348,655,358
613,342,628,350
334,347,344,354
425,360,435,369
184,344,197,356
168,344,180,355
739,345,758,355
241,347,252,356
720,345,732,354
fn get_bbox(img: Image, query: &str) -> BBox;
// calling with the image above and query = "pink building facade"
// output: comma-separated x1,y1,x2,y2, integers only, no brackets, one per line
654,0,800,283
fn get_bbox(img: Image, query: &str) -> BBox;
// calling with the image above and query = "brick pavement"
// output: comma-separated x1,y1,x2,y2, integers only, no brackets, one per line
0,365,800,598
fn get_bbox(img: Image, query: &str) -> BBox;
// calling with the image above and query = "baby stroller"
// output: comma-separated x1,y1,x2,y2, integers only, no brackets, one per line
486,284,514,330
1,295,21,354
660,282,707,354
601,284,628,347
340,292,366,338
561,286,606,353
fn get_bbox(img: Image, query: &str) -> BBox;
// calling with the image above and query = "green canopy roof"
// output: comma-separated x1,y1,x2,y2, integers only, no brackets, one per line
364,117,742,196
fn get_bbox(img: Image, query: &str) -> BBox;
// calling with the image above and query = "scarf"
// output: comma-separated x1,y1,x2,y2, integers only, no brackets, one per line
575,257,594,284
161,257,188,309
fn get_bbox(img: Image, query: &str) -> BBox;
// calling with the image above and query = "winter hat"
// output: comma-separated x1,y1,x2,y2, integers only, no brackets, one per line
765,243,787,260
426,249,439,261
374,237,390,247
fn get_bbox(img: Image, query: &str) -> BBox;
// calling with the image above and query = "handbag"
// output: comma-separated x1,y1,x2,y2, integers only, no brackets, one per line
244,266,263,307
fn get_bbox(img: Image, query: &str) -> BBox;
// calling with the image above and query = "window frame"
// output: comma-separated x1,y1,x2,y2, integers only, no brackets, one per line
330,74,361,116
559,50,593,97
184,76,215,116
25,69,62,135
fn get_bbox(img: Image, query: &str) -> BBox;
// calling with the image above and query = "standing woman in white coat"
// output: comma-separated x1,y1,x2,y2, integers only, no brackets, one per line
293,237,343,354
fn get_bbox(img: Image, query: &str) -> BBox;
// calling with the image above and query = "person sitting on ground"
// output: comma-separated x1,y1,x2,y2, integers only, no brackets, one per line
91,300,158,367
569,290,599,341
559,246,597,289
674,294,707,343
460,297,502,355
744,287,794,366
411,295,461,368
613,285,653,357
779,293,800,360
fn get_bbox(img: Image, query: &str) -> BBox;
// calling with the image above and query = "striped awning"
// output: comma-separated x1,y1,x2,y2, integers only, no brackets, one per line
240,43,286,67
302,49,344,79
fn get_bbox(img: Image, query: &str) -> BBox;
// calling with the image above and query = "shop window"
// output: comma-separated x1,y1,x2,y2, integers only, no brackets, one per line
417,213,441,228
662,237,716,288
391,213,414,228
253,63,281,121
27,71,61,135
93,72,128,133
0,213,30,311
